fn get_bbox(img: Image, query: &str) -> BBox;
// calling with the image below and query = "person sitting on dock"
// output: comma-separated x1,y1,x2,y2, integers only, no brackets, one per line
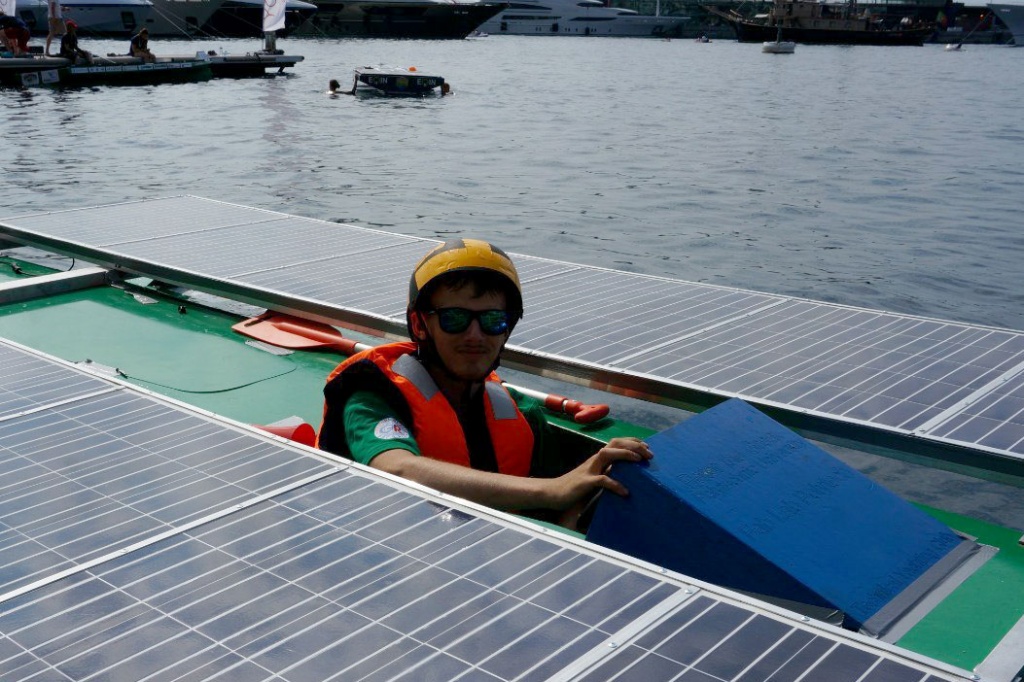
0,11,32,56
59,20,91,64
317,239,653,529
128,27,155,62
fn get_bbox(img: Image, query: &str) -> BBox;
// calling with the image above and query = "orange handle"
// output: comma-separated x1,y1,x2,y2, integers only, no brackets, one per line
543,394,610,424
275,320,362,354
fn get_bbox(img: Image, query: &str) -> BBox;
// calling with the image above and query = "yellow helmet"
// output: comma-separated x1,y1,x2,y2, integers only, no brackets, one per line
408,239,523,319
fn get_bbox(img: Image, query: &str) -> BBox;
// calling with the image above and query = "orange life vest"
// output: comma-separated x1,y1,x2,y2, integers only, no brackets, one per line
317,342,534,476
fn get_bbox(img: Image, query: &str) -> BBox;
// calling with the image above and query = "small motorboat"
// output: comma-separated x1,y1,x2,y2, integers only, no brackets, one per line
351,65,448,96
762,39,796,53
762,27,796,53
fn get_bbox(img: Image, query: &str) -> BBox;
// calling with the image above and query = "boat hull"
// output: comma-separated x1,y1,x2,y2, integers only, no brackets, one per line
477,12,685,37
205,52,304,77
20,0,153,36
762,40,796,52
292,1,504,39
6,58,212,87
989,2,1024,45
199,0,316,37
730,20,934,45
0,52,301,85
354,66,445,95
143,0,224,37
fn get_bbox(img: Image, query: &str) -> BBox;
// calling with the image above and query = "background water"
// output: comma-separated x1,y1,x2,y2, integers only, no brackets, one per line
2,36,1023,331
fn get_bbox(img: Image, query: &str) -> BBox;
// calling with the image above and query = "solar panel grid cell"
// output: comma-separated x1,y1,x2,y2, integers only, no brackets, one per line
0,346,113,421
112,220,415,281
517,272,780,364
242,241,424,316
0,370,334,601
618,299,1024,437
14,197,284,248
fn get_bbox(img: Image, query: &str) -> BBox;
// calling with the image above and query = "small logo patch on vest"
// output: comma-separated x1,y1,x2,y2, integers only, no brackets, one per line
374,417,410,440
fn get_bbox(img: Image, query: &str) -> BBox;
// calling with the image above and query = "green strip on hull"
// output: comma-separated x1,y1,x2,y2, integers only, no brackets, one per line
899,506,1024,671
0,286,339,427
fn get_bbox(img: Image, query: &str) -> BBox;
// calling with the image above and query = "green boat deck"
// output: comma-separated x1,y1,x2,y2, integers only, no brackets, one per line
0,255,1022,678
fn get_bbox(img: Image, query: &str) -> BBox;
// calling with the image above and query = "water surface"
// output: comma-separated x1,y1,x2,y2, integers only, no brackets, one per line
3,36,1023,328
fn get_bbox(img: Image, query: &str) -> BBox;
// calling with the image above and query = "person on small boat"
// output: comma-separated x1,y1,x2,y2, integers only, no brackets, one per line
0,11,31,56
45,0,66,57
128,27,155,62
59,20,91,64
317,239,653,528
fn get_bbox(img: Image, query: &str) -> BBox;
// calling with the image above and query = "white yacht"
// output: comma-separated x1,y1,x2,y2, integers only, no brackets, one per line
476,0,686,37
19,0,153,36
989,3,1024,45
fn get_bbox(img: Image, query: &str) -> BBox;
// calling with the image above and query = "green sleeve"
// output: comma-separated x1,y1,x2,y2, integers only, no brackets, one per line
507,387,576,479
343,390,420,466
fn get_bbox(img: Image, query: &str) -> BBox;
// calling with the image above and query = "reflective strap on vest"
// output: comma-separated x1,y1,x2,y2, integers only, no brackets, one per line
485,381,518,420
392,353,440,401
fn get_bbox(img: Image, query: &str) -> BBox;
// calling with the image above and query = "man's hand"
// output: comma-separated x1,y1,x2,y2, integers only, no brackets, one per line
547,437,653,529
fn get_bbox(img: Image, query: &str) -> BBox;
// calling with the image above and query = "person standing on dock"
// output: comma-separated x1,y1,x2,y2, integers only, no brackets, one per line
317,239,652,529
45,0,65,57
128,27,155,62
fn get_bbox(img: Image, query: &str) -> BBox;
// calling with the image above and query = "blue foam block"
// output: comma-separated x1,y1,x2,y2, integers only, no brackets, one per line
586,399,966,630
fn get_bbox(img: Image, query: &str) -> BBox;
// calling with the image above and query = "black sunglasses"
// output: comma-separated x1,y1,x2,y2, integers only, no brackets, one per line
426,308,511,336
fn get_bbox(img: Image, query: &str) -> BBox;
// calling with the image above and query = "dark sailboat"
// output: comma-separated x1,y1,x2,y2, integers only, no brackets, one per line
707,0,937,45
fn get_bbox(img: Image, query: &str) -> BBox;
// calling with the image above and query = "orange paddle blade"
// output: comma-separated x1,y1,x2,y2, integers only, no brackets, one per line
232,313,359,354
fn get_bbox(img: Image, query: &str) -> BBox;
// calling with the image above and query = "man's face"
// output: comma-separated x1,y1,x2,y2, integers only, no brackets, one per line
417,283,508,383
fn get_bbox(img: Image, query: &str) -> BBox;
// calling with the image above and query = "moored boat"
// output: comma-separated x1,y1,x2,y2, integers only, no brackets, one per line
19,0,154,36
762,25,796,51
707,0,938,45
143,0,226,36
198,0,316,37
291,0,505,39
0,54,212,87
989,2,1024,44
0,195,1023,681
0,47,301,84
762,37,796,51
147,0,306,77
476,0,687,37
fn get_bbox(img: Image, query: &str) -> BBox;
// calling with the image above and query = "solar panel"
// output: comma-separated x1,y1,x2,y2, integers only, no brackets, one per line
107,218,418,282
516,268,782,365
618,301,1024,435
0,339,972,681
4,196,1024,477
0,343,115,421
0,346,335,597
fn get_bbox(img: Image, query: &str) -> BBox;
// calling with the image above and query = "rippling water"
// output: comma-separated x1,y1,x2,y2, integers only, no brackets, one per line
3,37,1023,329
